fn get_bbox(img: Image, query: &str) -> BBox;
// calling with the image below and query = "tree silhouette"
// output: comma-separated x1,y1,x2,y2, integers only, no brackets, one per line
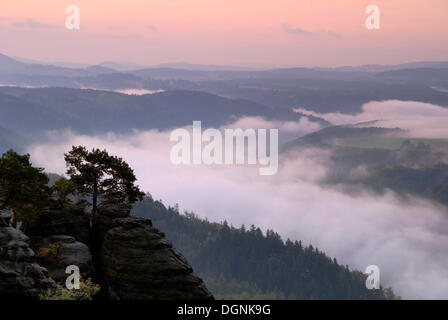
64,146,145,221
0,149,50,227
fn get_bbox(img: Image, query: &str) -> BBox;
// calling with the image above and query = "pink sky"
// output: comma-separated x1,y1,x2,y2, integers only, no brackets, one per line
0,0,447,66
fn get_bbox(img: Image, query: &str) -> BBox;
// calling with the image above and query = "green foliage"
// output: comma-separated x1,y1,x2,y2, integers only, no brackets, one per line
64,146,145,219
46,173,64,187
383,287,401,300
364,164,448,205
36,242,60,262
51,177,76,202
203,275,288,300
0,149,50,227
133,197,397,300
39,278,101,300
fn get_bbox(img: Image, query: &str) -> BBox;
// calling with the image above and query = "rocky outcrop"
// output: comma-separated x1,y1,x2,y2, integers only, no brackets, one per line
0,219,56,299
32,235,93,283
23,200,93,284
0,216,8,227
3,201,213,300
94,202,131,246
100,216,213,300
24,200,90,244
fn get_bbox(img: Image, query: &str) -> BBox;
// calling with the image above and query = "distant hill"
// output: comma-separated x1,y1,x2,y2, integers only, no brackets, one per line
281,125,405,151
2,52,448,114
11,55,90,69
361,164,448,206
281,125,448,207
376,68,448,85
99,61,148,71
0,126,29,153
0,53,116,77
0,86,320,135
0,53,27,73
324,61,448,73
152,62,253,72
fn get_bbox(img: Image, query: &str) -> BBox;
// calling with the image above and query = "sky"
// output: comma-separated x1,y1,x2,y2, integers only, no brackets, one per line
0,0,447,67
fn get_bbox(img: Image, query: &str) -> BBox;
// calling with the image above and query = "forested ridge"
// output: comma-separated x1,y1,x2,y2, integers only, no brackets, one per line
133,197,397,300
363,164,448,206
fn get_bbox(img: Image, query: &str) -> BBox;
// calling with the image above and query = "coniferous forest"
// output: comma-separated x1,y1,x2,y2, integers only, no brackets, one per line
132,197,398,300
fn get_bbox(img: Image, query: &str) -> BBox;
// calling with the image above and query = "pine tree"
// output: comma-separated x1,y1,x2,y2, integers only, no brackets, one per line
64,146,145,221
0,149,50,227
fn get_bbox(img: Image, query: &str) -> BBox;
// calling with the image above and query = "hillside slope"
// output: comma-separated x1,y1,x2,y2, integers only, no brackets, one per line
132,196,397,300
0,87,317,135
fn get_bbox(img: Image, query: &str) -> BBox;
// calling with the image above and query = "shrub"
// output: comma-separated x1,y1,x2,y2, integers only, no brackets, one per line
36,243,60,262
39,277,101,300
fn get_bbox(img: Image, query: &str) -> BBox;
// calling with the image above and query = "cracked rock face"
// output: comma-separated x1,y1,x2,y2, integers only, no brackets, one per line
24,201,91,245
2,203,213,300
32,235,93,283
100,216,213,300
0,223,56,299
23,201,93,284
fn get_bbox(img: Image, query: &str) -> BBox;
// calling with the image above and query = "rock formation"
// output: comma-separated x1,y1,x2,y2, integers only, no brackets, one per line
0,200,214,300
100,216,213,300
0,216,56,299
24,200,91,244
32,235,93,283
23,200,94,283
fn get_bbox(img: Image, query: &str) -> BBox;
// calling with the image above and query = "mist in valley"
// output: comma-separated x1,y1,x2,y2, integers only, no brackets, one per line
24,100,448,299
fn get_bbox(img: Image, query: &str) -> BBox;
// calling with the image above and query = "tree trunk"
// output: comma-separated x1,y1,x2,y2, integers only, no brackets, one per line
92,180,98,222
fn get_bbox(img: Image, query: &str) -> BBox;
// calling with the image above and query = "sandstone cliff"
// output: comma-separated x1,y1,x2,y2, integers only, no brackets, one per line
0,200,213,300
0,216,56,299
